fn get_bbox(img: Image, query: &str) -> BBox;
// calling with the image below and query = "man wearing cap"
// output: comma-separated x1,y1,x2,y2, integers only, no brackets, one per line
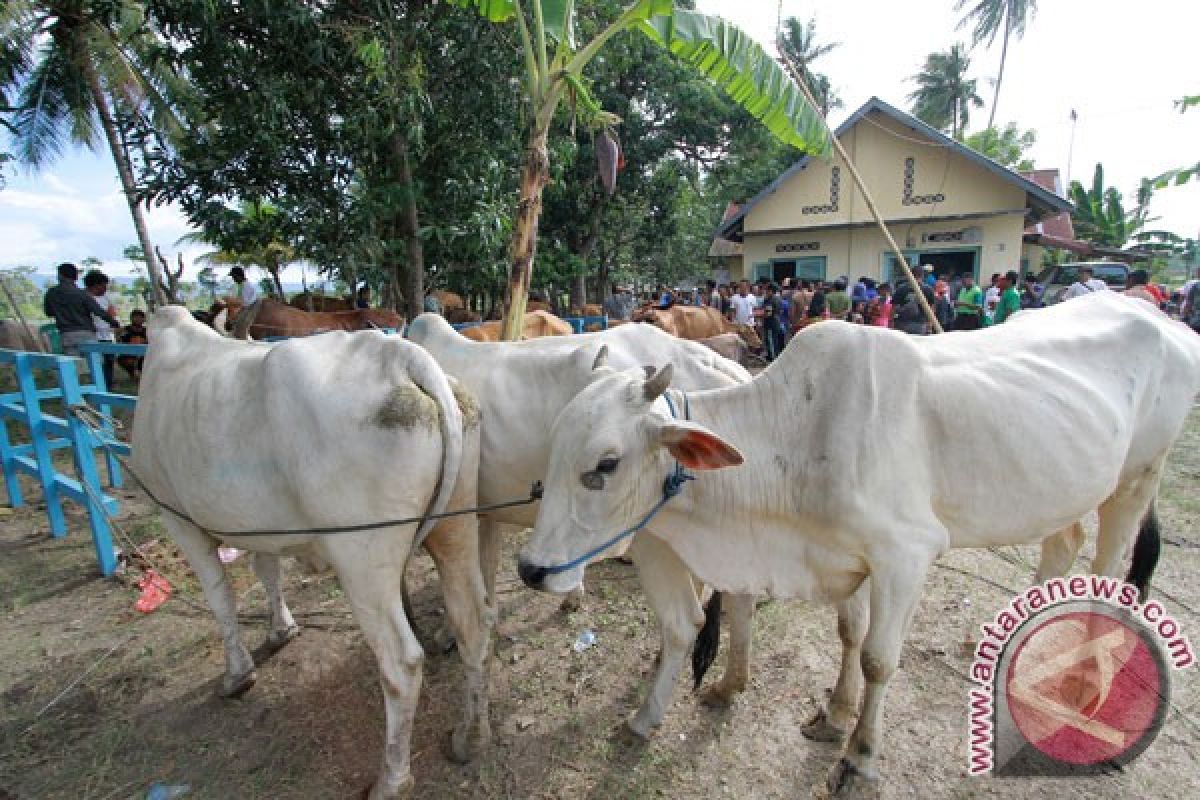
229,266,259,306
43,262,121,357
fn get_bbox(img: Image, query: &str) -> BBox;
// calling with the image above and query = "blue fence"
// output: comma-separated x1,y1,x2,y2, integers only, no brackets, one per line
0,342,146,577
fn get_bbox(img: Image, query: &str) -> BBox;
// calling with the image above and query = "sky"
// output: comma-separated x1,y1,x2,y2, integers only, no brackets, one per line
2,0,1196,282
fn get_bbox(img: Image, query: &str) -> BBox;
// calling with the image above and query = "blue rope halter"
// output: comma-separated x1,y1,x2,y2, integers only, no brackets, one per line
542,390,694,575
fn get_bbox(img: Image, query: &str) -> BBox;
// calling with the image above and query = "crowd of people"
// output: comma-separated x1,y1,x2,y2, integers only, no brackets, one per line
629,262,1200,363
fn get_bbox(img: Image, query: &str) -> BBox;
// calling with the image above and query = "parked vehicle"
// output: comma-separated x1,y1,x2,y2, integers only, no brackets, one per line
1035,262,1130,305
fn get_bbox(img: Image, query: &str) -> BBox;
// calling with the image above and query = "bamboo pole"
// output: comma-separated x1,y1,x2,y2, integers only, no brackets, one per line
776,52,944,333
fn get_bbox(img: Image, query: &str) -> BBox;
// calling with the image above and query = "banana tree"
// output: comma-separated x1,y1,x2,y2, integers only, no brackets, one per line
450,0,829,340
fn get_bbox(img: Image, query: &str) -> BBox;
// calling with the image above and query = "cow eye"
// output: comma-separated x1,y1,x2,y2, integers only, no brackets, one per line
596,457,619,474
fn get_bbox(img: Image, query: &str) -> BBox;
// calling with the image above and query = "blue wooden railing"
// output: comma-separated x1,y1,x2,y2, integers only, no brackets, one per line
0,342,146,577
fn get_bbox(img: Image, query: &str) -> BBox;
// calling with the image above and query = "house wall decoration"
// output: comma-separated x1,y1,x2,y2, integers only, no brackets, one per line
902,157,945,206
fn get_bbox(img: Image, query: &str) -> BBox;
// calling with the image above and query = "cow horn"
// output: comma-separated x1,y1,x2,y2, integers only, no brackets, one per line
643,363,673,402
592,345,609,371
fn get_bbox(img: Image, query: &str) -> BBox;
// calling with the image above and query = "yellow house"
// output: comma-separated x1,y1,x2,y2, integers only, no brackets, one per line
716,97,1073,287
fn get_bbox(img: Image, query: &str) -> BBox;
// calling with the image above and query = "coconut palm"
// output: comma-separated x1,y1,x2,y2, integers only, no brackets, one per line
908,44,982,139
1,1,185,306
179,200,297,298
777,16,841,116
955,0,1037,129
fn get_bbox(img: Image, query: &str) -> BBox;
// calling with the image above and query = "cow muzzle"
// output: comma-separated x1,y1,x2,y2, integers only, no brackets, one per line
516,559,549,591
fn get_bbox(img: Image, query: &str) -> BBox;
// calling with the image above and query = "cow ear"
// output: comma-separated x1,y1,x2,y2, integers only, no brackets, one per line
591,344,609,371
655,420,743,471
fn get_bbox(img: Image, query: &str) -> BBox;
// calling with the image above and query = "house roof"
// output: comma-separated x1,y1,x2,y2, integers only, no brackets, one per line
1021,169,1077,240
718,96,1074,242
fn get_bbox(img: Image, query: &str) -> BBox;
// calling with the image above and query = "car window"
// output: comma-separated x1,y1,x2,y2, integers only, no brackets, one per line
1096,265,1128,286
1055,267,1078,286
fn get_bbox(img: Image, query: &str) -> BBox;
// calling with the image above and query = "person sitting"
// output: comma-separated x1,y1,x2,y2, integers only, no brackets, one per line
118,310,148,382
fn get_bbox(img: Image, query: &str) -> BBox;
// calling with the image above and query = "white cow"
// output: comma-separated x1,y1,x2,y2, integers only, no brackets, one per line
132,308,491,799
519,292,1200,795
406,313,755,735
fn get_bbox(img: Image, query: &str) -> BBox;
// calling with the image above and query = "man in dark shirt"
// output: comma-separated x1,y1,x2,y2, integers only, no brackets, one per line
43,262,121,356
762,282,786,362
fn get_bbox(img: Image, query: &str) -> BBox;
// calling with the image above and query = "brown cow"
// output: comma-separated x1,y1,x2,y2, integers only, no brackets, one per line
445,307,482,325
697,332,749,364
433,290,464,311
459,310,573,341
631,304,731,340
214,299,403,340
289,292,354,312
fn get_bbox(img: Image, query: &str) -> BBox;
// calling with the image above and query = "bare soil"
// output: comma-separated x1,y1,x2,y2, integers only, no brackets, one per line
1,411,1197,800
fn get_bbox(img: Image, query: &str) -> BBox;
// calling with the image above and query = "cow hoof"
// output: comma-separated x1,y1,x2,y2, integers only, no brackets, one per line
267,624,301,650
623,716,654,741
699,681,743,709
824,758,879,799
559,590,584,613
364,774,414,800
219,669,257,699
802,708,848,743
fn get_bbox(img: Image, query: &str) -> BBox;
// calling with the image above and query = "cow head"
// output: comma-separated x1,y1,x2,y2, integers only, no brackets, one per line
517,362,742,594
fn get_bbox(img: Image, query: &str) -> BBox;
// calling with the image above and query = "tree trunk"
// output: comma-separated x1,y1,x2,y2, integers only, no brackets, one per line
394,134,424,322
987,14,1011,130
81,57,166,310
500,128,551,341
569,275,587,312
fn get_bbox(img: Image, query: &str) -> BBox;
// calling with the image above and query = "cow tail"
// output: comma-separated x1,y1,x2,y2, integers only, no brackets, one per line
692,590,722,691
406,346,464,548
1125,501,1162,604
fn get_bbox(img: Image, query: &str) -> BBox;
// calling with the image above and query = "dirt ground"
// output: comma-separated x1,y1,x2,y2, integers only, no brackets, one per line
1,409,1197,800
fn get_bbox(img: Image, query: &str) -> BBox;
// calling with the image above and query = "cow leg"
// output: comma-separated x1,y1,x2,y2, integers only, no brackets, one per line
324,539,422,800
827,548,935,797
627,533,704,738
1033,521,1086,584
700,592,757,708
251,552,300,648
423,517,493,763
1093,462,1163,578
478,515,502,610
164,517,256,697
804,580,868,742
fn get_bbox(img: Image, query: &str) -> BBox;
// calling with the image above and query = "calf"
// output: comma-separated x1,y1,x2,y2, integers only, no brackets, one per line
133,309,491,799
520,292,1199,795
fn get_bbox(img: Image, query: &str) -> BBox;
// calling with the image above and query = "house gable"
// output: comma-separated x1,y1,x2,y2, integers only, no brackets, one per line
745,108,1027,234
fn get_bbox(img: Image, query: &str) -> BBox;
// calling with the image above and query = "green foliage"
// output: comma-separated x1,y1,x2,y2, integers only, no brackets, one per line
955,0,1038,48
1147,93,1199,189
777,16,841,116
0,266,44,319
962,123,1036,170
909,44,982,139
1069,163,1151,248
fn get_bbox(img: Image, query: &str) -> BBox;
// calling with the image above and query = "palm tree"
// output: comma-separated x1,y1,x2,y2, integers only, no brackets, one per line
777,16,841,116
2,1,184,307
180,200,296,298
955,0,1037,129
1069,164,1151,248
908,44,982,139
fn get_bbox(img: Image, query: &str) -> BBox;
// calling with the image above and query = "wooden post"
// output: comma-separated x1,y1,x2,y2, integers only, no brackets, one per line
777,52,944,333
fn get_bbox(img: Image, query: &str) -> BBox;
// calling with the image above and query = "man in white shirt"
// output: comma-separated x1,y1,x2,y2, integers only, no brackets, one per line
729,281,756,326
230,266,260,306
1063,266,1109,300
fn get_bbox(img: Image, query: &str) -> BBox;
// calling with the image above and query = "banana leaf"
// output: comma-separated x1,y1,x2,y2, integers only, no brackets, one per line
638,10,829,155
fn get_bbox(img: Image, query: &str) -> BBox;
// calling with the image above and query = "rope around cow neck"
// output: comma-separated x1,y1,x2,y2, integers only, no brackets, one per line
68,405,541,538
541,389,694,575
